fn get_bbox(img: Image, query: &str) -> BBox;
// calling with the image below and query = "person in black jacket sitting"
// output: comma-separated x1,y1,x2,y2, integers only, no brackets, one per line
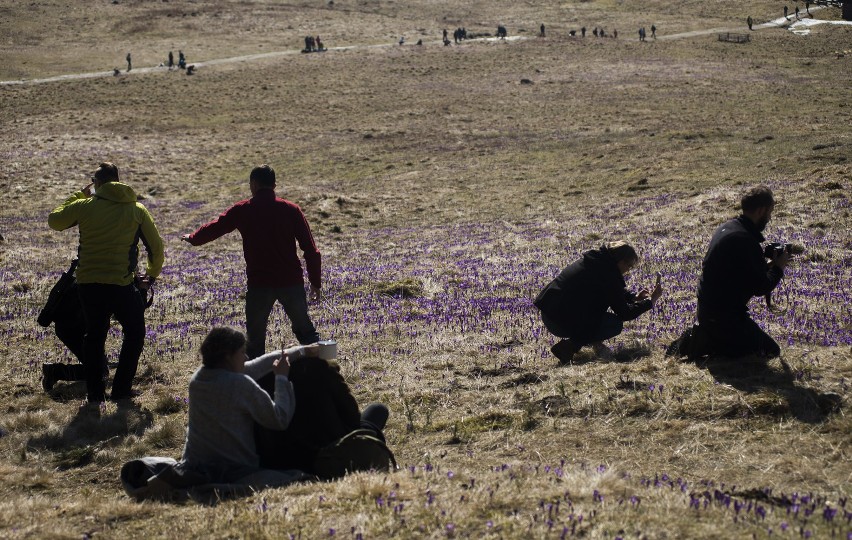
695,185,789,358
255,343,389,473
535,241,663,364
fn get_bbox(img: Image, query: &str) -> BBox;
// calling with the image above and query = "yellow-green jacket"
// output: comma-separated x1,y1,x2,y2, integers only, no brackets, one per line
48,182,164,286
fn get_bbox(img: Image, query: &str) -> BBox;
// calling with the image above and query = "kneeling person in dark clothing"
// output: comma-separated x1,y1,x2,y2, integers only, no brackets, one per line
695,185,789,359
535,241,663,364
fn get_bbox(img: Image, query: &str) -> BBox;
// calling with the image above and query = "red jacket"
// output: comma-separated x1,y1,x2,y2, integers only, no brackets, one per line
187,189,321,289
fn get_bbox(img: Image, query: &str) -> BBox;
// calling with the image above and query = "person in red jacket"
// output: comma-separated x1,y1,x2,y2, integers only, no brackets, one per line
182,165,321,363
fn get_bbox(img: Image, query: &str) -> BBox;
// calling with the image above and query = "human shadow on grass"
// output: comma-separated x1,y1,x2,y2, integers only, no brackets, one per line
560,343,653,366
28,401,154,465
695,355,842,424
46,381,87,403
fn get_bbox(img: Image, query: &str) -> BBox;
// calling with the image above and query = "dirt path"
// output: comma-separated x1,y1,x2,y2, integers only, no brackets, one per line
0,8,831,87
658,6,828,40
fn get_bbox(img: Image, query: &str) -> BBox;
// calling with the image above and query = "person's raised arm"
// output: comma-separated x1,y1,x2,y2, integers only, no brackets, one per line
243,350,282,379
246,356,295,430
739,236,784,297
182,205,241,246
47,188,89,231
609,280,653,321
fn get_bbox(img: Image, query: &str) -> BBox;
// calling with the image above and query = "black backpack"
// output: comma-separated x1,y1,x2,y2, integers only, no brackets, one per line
37,258,154,328
37,259,79,327
313,429,397,480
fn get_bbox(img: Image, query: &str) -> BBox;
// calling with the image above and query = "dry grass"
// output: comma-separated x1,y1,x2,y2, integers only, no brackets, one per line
0,0,850,538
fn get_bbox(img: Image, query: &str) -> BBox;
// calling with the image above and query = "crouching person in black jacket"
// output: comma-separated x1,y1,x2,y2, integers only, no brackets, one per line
534,241,663,364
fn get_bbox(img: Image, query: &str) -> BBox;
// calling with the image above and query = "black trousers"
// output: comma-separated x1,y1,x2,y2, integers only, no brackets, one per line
78,283,145,402
697,309,780,359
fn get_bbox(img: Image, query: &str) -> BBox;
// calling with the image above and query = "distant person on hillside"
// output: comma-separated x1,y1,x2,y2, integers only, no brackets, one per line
784,5,789,19
806,1,810,15
399,36,405,45
178,51,186,69
593,27,598,37
694,185,789,359
651,24,657,38
540,24,546,37
497,25,507,39
182,165,322,376
443,28,448,42
795,5,800,20
168,51,174,70
613,29,618,39
126,52,132,72
638,27,646,41
534,241,663,364
581,26,586,37
747,16,754,30
316,36,324,51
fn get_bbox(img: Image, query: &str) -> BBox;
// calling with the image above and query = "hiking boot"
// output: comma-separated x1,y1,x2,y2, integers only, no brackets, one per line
41,363,59,392
551,339,579,365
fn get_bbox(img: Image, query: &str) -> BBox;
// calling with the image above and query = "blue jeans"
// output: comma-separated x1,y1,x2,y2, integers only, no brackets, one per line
245,286,320,359
541,312,623,346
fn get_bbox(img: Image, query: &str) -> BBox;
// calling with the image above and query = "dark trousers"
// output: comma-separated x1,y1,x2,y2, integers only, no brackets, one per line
78,283,145,402
541,312,624,346
245,286,320,359
697,309,780,359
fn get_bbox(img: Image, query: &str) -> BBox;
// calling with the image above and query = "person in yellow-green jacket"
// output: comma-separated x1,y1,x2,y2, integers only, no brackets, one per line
48,162,164,406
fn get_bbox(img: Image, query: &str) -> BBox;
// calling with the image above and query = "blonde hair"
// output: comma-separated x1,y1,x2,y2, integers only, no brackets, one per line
605,241,639,264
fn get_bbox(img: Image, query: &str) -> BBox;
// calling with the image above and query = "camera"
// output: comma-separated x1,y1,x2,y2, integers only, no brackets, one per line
763,242,803,258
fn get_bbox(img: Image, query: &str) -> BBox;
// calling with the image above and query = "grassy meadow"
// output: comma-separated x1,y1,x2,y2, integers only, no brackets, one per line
0,0,850,538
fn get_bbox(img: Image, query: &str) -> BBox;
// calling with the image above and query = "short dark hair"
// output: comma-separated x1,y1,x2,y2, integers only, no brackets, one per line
741,185,774,212
250,164,276,187
200,327,246,368
93,162,119,183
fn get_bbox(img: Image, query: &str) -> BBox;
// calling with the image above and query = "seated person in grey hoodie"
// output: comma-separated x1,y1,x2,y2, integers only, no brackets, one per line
180,326,304,489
